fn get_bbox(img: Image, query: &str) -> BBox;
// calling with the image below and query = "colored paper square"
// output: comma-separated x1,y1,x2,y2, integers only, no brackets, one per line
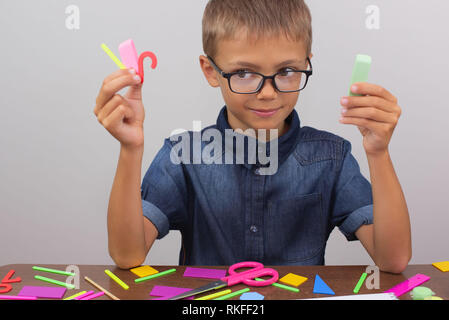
432,261,449,272
130,265,158,278
279,273,308,287
183,267,227,279
18,285,66,299
149,285,193,300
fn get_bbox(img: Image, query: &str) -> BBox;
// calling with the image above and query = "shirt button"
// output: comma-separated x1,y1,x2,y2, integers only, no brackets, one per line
250,225,258,233
254,168,260,175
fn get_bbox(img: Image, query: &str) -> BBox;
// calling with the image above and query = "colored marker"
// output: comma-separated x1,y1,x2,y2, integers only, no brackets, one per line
101,43,126,69
32,266,75,276
353,272,368,294
213,288,250,300
135,268,176,283
34,275,75,289
104,269,129,290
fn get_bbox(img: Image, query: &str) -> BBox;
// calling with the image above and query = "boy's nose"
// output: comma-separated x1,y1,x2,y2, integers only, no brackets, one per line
258,79,277,97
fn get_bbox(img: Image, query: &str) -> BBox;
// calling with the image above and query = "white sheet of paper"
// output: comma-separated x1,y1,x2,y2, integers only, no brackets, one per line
300,293,398,300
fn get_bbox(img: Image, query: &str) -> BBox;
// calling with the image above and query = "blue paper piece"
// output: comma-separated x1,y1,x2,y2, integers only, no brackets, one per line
240,292,265,300
313,274,335,295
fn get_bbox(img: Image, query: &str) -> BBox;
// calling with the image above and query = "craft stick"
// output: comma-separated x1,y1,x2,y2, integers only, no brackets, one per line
32,266,75,276
104,269,129,290
80,291,105,300
74,290,95,300
84,276,120,300
0,295,37,300
195,289,232,300
101,43,126,69
255,277,300,293
353,272,368,294
135,268,176,283
34,275,75,289
213,288,250,300
63,291,87,300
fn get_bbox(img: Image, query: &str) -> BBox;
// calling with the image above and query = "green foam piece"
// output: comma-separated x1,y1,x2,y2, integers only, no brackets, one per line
410,286,435,300
349,54,372,96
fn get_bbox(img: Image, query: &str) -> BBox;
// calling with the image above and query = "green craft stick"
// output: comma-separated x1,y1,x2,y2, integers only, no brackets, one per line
353,272,368,294
255,277,300,293
134,268,176,283
349,54,371,96
32,266,75,276
34,275,75,289
213,288,250,300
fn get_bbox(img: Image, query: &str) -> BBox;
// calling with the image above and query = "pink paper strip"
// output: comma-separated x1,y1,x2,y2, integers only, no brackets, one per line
149,285,193,300
384,274,430,297
80,291,105,300
74,290,95,300
183,267,227,279
0,295,37,300
18,285,66,299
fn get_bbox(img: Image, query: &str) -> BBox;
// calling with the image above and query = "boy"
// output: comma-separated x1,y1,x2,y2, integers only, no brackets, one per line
94,0,411,273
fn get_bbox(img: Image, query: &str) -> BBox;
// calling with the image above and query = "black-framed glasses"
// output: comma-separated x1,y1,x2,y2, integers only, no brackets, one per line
207,56,312,94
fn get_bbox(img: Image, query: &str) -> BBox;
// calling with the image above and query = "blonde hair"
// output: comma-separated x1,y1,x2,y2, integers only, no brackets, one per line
202,0,312,58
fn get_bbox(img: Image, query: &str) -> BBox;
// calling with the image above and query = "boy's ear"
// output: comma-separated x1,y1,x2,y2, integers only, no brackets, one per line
199,55,220,88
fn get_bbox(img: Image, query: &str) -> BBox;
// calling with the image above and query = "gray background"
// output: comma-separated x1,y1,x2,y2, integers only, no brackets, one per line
1,0,448,267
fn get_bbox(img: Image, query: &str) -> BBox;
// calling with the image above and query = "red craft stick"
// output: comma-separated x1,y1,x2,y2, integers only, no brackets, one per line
1,269,22,283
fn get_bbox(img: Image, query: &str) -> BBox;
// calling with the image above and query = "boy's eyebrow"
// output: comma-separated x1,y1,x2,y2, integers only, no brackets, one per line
229,59,305,69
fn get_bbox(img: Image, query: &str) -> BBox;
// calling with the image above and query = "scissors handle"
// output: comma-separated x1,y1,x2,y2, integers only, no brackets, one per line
221,261,279,287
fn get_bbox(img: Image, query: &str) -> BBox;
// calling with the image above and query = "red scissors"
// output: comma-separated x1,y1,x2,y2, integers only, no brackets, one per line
168,261,278,300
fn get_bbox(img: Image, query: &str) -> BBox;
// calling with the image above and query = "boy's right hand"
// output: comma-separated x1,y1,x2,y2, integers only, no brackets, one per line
94,68,145,149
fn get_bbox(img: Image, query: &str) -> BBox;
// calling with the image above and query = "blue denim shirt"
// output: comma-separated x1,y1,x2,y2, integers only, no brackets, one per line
141,106,373,265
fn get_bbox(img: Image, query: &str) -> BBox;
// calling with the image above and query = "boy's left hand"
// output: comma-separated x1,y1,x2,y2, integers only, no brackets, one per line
339,82,402,157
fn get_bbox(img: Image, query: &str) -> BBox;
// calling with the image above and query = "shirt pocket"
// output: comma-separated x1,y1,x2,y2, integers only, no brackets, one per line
266,193,326,264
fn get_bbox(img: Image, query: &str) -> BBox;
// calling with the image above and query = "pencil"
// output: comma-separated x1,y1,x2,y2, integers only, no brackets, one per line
104,269,129,290
84,276,120,300
134,268,176,283
101,43,126,69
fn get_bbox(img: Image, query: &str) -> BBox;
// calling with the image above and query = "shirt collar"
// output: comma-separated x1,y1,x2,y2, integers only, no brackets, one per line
215,105,301,169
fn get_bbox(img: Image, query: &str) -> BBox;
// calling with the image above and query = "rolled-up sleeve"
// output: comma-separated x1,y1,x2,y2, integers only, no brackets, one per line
141,139,188,239
331,140,373,241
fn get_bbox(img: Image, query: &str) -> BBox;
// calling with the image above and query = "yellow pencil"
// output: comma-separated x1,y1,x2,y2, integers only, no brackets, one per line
101,43,126,69
104,269,129,290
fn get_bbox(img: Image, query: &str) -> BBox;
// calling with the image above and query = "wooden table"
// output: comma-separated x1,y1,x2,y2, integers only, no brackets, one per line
0,264,447,300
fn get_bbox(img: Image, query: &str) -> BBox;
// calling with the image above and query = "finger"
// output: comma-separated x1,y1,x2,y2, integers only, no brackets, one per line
341,95,399,114
341,106,395,123
339,116,386,133
103,104,134,132
95,71,141,114
351,82,398,104
97,94,125,124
